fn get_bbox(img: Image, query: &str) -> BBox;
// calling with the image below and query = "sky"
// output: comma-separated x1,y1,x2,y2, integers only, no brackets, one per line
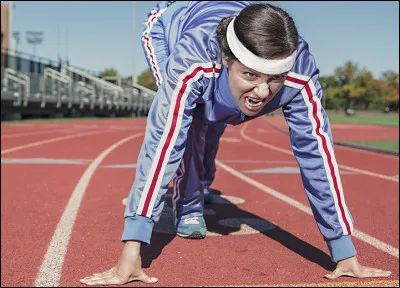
3,1,399,78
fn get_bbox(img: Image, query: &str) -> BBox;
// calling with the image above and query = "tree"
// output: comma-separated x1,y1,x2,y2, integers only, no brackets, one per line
354,70,384,110
381,71,399,111
334,61,362,114
137,69,157,91
100,68,119,77
319,75,344,110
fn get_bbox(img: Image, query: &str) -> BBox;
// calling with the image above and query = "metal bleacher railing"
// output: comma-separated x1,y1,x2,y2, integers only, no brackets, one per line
2,67,30,107
1,49,156,119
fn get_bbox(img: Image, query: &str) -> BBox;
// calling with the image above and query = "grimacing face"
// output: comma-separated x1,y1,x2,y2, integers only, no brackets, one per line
223,59,288,117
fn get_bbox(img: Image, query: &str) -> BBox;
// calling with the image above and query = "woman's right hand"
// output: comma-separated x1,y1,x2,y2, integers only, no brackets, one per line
80,240,158,286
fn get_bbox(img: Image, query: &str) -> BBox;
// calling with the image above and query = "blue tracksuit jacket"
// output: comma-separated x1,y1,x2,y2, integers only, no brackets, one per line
122,1,356,262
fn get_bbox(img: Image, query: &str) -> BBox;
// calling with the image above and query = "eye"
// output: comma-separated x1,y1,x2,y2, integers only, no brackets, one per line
244,71,257,79
271,75,286,81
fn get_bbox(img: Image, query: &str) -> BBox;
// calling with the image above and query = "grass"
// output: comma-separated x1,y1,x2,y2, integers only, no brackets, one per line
344,140,399,152
327,113,399,127
326,112,399,152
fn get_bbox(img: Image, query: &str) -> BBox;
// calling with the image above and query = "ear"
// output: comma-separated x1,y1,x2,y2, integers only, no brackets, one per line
222,56,230,68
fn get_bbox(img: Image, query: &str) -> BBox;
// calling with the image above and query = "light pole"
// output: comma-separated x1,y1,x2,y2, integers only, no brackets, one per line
12,31,20,51
65,28,69,64
26,31,43,57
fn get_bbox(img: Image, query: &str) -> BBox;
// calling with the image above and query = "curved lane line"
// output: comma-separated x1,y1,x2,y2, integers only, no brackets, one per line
215,159,399,259
1,130,68,139
262,117,399,160
1,130,116,155
33,132,144,287
335,144,398,159
240,122,398,183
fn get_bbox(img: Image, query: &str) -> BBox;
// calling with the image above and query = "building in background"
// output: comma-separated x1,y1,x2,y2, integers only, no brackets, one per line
1,2,10,51
1,1,16,53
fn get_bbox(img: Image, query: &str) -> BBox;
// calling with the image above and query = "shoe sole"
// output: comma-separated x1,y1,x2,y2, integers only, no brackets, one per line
176,231,206,239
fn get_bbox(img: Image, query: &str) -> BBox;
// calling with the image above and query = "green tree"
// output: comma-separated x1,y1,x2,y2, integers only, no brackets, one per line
354,70,384,110
334,61,363,113
137,69,157,91
100,68,119,77
319,75,344,110
381,70,399,111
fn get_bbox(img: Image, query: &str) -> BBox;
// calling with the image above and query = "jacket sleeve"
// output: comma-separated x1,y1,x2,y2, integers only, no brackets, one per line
141,1,170,86
122,19,221,245
283,66,356,262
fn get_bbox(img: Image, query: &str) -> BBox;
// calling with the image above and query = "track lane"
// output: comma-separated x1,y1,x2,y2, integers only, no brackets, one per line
62,146,398,286
0,126,142,287
241,119,399,181
236,119,398,249
1,129,141,159
263,116,399,142
60,119,397,286
1,130,120,154
1,118,398,287
1,164,88,287
34,133,144,286
59,136,144,286
258,117,399,175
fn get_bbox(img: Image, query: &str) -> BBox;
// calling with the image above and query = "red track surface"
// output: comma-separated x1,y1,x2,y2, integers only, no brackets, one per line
1,117,398,287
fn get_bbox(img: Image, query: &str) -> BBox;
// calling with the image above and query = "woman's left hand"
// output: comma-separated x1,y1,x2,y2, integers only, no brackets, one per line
324,256,392,279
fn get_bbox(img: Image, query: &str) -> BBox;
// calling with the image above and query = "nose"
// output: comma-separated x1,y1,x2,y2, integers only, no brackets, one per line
254,83,269,99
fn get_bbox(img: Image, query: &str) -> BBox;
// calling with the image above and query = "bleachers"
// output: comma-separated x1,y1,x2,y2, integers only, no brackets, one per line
1,49,156,120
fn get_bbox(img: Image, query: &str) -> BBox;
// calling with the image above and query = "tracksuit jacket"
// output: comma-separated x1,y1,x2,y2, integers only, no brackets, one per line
122,1,356,262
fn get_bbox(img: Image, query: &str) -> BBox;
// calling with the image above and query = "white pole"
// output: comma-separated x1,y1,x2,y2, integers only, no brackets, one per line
57,24,60,61
65,28,69,63
132,1,137,85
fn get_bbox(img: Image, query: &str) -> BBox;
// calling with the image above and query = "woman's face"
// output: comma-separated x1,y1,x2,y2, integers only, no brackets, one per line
223,59,288,117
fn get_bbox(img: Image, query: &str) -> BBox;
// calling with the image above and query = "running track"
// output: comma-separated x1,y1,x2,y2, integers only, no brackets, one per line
1,117,398,287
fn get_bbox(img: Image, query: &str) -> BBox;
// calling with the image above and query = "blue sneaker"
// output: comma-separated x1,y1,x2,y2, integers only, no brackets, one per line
204,186,213,204
176,216,206,239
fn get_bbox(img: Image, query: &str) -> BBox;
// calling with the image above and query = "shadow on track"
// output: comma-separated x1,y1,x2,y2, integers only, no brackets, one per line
140,187,336,272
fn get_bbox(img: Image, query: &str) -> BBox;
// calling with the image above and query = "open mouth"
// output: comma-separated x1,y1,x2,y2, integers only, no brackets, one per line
245,97,263,108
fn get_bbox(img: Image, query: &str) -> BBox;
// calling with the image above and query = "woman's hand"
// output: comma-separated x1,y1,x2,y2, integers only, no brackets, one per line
80,241,158,286
324,256,392,279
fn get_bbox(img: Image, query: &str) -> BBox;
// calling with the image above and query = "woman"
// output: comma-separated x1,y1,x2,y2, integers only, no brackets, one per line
80,2,392,285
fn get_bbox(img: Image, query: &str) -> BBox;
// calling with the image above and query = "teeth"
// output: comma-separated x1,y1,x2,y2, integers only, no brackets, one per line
246,97,263,107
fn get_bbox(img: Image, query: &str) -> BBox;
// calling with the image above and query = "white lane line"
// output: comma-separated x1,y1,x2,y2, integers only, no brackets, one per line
1,130,114,155
262,117,399,160
1,158,93,162
215,159,399,259
1,158,89,165
1,130,65,139
34,132,144,287
222,160,296,164
220,137,241,143
240,122,399,183
336,144,399,160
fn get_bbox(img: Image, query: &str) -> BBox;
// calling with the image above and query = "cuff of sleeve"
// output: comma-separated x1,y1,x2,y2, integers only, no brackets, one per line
326,235,357,262
121,215,154,245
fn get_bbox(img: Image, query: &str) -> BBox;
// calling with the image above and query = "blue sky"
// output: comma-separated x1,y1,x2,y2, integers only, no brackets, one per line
4,1,399,78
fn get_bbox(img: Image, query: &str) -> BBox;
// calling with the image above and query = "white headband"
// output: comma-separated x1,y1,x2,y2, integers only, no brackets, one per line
226,18,297,75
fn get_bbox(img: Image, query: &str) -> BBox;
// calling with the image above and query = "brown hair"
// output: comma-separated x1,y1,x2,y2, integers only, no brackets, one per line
216,3,299,65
